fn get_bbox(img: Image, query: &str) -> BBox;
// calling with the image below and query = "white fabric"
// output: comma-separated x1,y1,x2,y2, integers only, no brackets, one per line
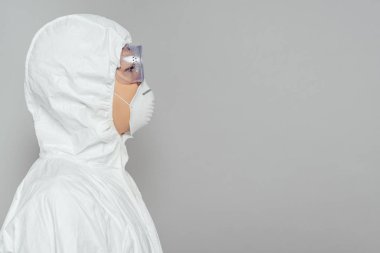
0,14,163,253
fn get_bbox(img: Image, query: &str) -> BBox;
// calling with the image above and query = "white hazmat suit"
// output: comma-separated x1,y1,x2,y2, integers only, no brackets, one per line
0,14,163,253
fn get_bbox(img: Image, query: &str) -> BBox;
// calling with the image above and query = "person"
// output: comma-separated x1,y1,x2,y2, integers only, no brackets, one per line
0,14,163,253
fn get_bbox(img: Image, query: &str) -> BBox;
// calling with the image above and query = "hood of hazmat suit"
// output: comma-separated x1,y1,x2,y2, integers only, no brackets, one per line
0,14,163,253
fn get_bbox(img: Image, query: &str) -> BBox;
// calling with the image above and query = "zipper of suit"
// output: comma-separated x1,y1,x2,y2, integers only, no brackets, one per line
116,83,158,248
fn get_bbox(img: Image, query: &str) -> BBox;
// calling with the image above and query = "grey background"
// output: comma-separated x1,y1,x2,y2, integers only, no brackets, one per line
1,1,380,252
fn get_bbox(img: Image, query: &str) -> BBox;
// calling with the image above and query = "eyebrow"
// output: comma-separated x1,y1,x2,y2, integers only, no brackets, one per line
142,89,152,95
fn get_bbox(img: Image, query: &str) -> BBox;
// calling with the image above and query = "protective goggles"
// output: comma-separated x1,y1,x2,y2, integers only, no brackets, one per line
116,44,144,84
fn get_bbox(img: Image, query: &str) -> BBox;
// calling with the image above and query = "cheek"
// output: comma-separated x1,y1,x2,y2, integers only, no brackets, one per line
112,95,132,134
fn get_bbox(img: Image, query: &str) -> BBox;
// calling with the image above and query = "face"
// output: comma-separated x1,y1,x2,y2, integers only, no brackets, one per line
112,47,141,135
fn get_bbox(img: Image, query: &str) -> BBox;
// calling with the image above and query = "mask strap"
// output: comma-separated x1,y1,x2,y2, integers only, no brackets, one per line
114,92,131,106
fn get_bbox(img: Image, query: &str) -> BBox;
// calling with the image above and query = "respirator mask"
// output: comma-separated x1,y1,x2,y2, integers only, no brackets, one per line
116,44,144,84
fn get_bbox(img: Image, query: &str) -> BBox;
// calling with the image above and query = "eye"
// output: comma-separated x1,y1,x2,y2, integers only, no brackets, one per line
124,64,135,72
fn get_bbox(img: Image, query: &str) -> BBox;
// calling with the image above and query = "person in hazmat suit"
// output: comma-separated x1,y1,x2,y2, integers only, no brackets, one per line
0,13,163,253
